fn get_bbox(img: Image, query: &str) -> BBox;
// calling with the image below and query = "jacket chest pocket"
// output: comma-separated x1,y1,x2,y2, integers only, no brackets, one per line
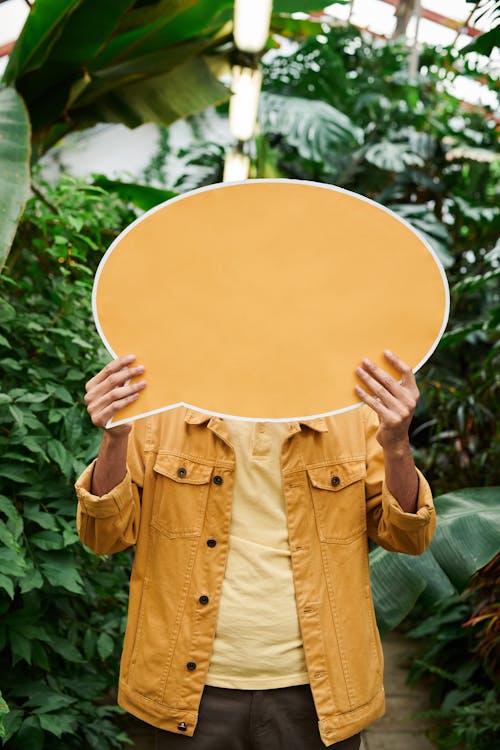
307,459,366,543
152,454,213,538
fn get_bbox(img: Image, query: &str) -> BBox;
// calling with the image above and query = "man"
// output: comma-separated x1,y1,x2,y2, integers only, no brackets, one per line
76,350,435,749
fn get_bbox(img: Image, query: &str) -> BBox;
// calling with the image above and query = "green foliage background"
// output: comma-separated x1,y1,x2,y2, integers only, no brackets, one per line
0,180,136,748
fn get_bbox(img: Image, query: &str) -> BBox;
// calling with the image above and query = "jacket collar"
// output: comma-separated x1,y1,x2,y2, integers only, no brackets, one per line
184,409,328,433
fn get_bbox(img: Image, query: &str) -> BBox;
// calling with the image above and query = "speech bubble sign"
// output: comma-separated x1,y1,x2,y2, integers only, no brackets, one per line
93,179,449,425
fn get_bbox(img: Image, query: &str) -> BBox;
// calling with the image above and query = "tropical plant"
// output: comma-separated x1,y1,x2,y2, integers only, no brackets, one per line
0,177,136,748
370,488,500,634
0,0,332,268
405,556,500,749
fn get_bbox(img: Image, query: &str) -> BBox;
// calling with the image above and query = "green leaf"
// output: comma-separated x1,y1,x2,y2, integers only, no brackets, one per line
49,636,84,663
24,686,76,712
430,488,500,590
84,57,229,130
47,384,74,404
0,548,27,577
37,551,84,593
273,0,334,11
30,530,66,551
22,0,135,90
0,88,31,272
259,92,364,164
0,690,9,740
7,403,25,428
460,26,499,57
9,631,32,664
370,487,500,634
96,632,114,660
13,716,44,750
60,674,108,701
63,405,84,445
19,561,44,594
0,574,14,599
3,0,83,83
0,299,16,324
38,712,76,738
1,708,23,744
0,464,31,483
83,629,97,660
94,0,232,65
0,519,20,551
364,141,425,172
23,506,58,530
93,175,177,211
0,496,21,523
79,38,217,103
370,548,428,634
47,439,74,479
14,391,51,404
388,203,453,268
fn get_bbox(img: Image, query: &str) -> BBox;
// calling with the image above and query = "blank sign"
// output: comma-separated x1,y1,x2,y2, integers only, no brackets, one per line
93,180,449,425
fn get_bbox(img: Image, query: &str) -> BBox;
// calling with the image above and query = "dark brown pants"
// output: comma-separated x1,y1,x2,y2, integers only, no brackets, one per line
154,685,361,749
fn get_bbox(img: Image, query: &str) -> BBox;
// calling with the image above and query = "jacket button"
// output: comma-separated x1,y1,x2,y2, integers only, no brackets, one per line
186,661,197,671
213,475,223,485
207,539,217,548
331,476,340,487
199,595,209,605
177,467,187,478
177,722,187,732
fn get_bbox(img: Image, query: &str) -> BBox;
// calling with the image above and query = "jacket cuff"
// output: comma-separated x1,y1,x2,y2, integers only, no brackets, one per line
75,461,133,518
382,468,435,531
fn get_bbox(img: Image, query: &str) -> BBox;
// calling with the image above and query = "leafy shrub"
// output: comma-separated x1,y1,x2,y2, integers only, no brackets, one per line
407,556,500,749
0,177,135,748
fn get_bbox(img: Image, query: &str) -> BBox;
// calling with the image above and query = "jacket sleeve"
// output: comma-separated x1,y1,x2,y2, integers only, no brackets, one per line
363,407,436,555
75,418,147,555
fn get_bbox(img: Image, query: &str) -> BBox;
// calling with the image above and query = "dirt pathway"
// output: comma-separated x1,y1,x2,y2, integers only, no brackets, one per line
361,631,435,750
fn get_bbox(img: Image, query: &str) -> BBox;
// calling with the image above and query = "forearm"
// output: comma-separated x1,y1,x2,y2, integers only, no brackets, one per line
383,439,419,513
91,428,130,496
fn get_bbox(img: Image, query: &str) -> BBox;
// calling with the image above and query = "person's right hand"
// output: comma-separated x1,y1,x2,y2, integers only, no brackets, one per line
84,355,146,433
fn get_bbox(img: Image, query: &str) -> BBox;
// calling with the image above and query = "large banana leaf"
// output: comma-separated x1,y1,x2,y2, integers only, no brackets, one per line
370,487,500,635
0,0,324,267
81,57,228,131
0,88,31,272
2,0,83,83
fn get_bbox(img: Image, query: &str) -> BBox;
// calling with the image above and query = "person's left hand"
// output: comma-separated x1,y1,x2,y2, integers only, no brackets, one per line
355,350,420,451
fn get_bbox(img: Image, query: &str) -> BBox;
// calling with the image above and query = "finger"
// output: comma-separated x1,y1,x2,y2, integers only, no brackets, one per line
87,379,146,416
85,364,145,405
86,355,137,392
357,367,417,423
358,359,402,399
355,385,391,418
93,391,143,428
356,365,408,411
360,358,418,406
383,350,418,392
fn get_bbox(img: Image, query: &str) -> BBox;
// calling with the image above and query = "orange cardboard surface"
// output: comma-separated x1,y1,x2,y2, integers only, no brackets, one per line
93,180,449,425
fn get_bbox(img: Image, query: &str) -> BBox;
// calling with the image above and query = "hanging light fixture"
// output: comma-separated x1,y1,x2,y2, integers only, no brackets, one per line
228,65,263,142
223,150,251,182
234,0,273,53
223,0,273,181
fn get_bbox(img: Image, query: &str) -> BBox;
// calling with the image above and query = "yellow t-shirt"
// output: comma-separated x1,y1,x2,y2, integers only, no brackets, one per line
205,420,309,689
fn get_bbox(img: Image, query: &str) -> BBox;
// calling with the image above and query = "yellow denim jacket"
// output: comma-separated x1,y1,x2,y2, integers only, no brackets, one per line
75,405,435,746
